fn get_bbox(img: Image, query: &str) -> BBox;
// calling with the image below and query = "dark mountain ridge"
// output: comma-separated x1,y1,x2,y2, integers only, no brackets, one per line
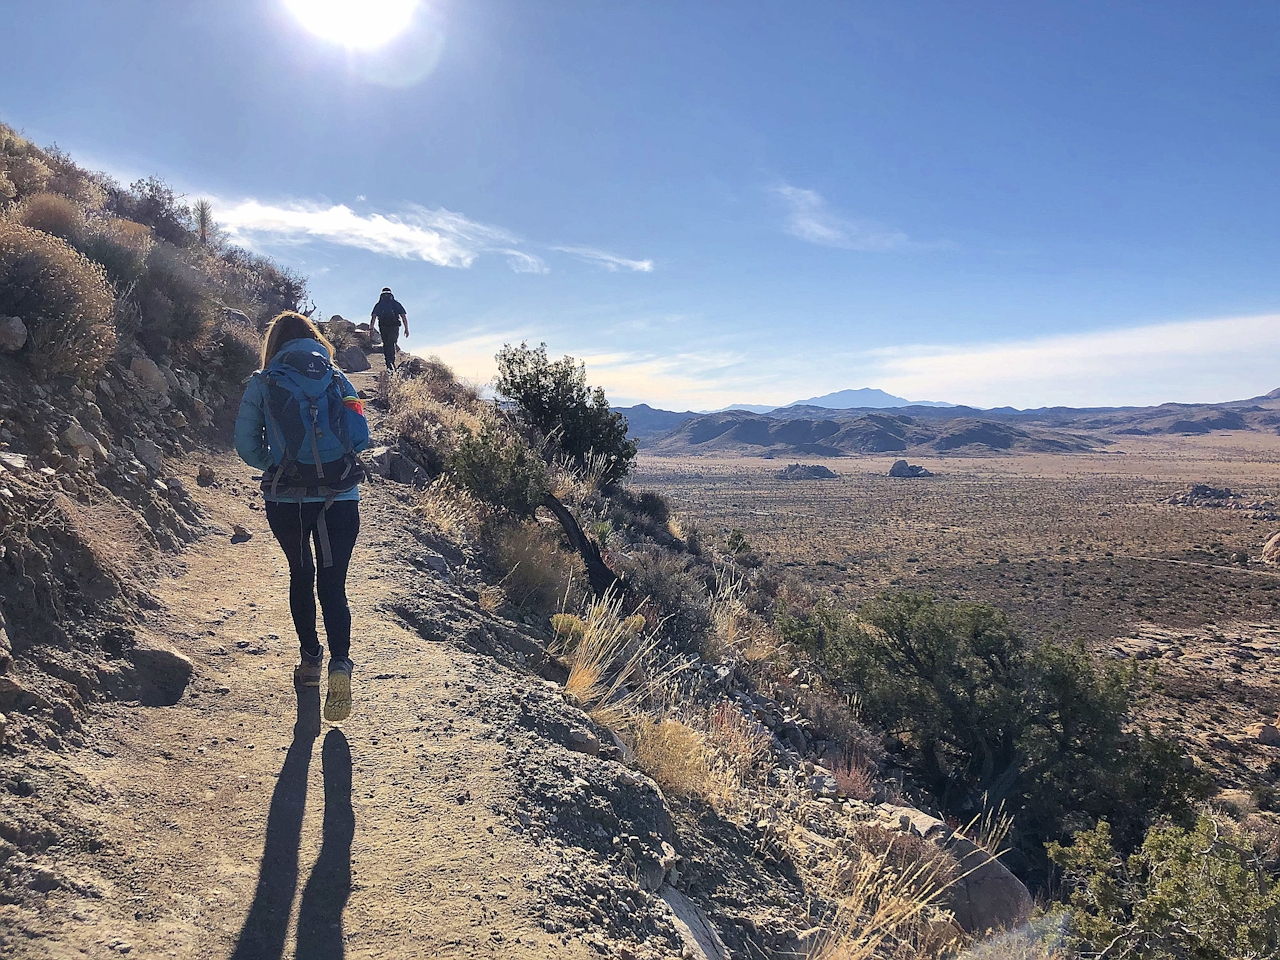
629,389,1280,457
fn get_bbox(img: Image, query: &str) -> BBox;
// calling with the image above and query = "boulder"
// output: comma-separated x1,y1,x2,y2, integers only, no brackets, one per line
1246,720,1280,747
365,445,393,478
889,459,934,478
335,345,370,373
327,316,357,338
876,803,1032,934
1262,532,1280,564
126,646,192,706
60,421,106,461
0,315,28,351
133,438,164,474
777,463,838,480
130,356,170,396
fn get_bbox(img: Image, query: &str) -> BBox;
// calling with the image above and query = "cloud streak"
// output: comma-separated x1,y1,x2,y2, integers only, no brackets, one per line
214,199,553,274
774,184,909,251
425,313,1280,413
867,313,1280,409
554,245,655,272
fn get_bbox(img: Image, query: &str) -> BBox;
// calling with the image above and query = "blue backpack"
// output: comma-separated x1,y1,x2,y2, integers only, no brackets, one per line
258,344,367,502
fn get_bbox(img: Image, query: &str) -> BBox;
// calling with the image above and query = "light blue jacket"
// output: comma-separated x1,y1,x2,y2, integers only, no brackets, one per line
234,338,370,503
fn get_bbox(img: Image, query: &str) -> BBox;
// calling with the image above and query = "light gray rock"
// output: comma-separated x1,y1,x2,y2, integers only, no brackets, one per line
132,438,164,474
876,803,1032,934
365,445,393,478
335,345,370,373
0,316,27,351
130,356,170,396
660,886,729,960
126,646,193,706
60,421,106,461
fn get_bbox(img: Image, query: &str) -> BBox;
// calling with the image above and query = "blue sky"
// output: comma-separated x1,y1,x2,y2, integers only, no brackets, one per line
3,1,1279,409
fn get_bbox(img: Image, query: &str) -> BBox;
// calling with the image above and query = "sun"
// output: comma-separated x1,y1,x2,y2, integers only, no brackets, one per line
283,0,419,50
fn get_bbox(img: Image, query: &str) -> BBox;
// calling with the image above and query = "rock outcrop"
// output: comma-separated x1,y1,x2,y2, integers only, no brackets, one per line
874,804,1033,934
776,463,838,480
336,344,371,372
889,459,933,478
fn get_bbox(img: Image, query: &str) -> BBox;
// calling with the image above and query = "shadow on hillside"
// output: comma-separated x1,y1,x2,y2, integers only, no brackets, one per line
295,729,354,959
229,685,320,960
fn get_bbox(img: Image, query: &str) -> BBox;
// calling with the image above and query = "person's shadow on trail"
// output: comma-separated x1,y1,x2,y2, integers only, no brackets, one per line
228,688,353,960
295,730,353,959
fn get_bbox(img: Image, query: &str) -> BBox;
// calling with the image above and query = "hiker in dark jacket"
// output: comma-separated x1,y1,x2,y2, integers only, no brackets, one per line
370,287,409,370
235,311,370,722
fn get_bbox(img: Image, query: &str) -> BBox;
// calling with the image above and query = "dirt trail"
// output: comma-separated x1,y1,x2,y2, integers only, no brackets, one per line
23,367,599,959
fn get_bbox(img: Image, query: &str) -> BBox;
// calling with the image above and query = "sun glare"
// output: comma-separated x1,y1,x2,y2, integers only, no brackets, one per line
284,0,418,50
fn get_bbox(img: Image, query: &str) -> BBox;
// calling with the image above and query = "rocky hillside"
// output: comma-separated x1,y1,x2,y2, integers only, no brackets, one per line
644,409,1103,457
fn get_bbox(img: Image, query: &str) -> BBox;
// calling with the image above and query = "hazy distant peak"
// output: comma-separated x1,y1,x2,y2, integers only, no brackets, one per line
787,388,955,409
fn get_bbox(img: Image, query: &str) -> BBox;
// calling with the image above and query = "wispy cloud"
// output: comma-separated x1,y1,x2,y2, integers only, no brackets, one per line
214,199,546,274
424,313,1280,412
554,245,655,272
867,313,1280,409
774,183,909,251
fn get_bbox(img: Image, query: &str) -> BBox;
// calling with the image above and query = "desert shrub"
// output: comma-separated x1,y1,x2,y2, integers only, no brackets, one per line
495,341,637,485
779,591,1210,883
494,521,581,613
132,241,212,348
211,246,308,323
106,176,192,247
0,220,115,378
74,216,154,288
13,192,83,240
621,548,712,651
1049,817,1280,959
206,322,262,384
449,425,549,519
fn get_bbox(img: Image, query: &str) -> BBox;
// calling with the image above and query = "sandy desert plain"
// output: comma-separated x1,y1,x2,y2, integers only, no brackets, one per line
632,432,1280,792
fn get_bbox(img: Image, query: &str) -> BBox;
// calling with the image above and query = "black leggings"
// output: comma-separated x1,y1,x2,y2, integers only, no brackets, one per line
379,322,399,370
265,500,360,661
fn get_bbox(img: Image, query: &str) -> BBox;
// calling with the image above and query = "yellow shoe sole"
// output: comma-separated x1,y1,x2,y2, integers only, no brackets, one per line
324,671,352,722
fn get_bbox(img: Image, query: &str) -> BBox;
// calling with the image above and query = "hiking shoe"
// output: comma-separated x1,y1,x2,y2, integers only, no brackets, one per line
293,647,324,687
324,658,353,722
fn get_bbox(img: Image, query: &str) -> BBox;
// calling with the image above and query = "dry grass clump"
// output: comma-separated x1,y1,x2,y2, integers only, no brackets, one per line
706,701,771,783
13,192,84,240
807,849,961,960
0,220,115,378
495,521,583,614
629,716,715,799
414,476,485,540
553,588,656,711
832,754,878,803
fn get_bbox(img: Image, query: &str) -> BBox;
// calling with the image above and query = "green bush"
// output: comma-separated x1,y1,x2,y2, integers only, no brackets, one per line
0,220,115,378
778,591,1210,882
495,341,637,485
448,425,550,519
621,548,712,650
1050,817,1280,959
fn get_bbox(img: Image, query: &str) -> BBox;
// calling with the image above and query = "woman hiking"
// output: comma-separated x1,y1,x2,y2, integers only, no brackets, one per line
235,311,370,722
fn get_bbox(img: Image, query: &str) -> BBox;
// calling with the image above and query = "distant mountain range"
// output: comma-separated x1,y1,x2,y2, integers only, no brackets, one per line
615,388,1280,454
704,387,954,415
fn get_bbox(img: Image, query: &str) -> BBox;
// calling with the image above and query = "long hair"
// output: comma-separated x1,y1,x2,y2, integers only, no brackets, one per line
260,311,335,369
